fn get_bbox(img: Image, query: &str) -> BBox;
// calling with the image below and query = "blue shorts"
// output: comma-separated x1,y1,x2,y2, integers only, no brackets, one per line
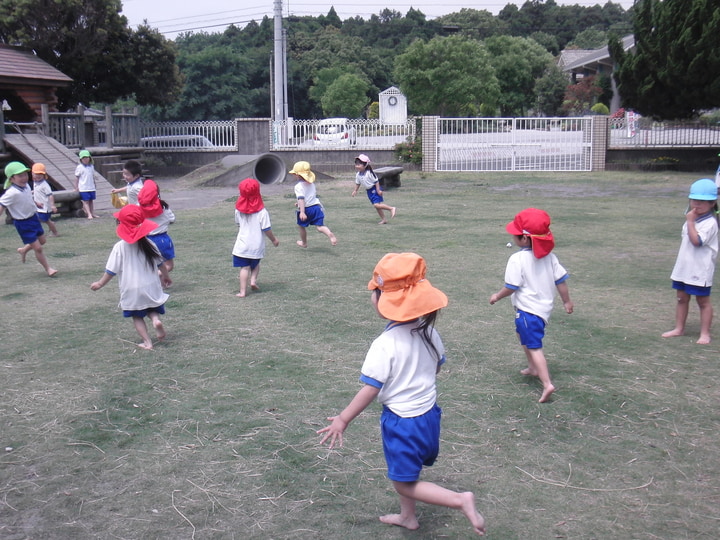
672,280,711,297
148,232,175,261
37,212,53,222
233,255,260,269
381,404,441,482
515,309,546,349
14,215,45,244
122,304,166,318
366,186,384,205
80,191,96,201
296,204,325,227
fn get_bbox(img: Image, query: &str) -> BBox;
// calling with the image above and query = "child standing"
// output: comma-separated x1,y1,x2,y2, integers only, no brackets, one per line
289,161,337,248
489,208,573,403
351,154,396,224
31,163,59,237
0,161,58,276
232,177,279,297
138,179,176,275
662,178,719,344
90,205,171,350
111,160,144,205
318,253,486,536
74,149,98,219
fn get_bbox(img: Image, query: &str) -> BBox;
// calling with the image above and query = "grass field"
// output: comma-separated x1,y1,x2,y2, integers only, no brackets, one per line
1,170,719,539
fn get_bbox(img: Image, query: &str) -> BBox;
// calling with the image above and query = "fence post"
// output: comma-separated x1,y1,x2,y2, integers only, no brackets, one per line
591,115,609,171
421,116,438,173
77,104,85,148
105,106,114,149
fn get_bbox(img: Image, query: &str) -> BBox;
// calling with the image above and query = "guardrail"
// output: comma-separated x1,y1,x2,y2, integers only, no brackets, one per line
271,118,416,150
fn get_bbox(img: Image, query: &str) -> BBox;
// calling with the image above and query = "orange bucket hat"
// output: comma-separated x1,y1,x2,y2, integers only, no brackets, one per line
137,179,163,218
367,252,448,322
235,177,265,214
506,208,555,258
114,204,158,244
31,163,47,177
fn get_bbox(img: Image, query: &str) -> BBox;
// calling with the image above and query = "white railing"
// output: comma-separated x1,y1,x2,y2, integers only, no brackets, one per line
271,118,416,150
140,120,237,151
609,117,720,148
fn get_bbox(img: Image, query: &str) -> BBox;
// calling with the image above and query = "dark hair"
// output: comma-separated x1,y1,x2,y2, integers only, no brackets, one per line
413,311,442,362
355,158,375,176
124,160,142,177
137,236,160,270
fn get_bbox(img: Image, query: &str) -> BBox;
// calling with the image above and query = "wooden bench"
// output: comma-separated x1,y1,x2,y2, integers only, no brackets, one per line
374,166,404,189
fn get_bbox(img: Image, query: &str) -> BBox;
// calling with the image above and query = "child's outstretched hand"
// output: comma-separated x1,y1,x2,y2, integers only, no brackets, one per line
317,416,348,449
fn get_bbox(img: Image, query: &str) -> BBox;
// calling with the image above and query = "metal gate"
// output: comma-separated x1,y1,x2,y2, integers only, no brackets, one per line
436,117,593,172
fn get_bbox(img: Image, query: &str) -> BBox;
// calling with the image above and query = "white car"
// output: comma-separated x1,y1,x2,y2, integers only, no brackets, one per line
313,118,356,147
140,135,215,149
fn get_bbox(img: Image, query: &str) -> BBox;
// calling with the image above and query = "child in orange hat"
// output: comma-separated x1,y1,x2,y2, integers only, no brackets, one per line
318,253,485,536
232,177,279,297
31,163,59,237
90,205,171,350
489,208,573,403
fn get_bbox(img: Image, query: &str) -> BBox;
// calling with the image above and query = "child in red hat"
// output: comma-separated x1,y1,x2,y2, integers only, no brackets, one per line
90,205,171,350
489,208,574,403
319,253,485,535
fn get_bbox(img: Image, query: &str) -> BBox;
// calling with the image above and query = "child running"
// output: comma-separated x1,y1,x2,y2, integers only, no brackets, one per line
111,160,144,205
351,154,396,224
74,150,98,219
0,161,58,276
289,161,337,247
138,179,176,276
318,252,485,536
90,205,171,350
489,208,573,403
662,178,719,344
31,163,59,237
232,177,279,297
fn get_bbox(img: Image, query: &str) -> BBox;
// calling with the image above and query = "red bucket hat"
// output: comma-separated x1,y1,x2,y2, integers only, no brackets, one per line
367,253,448,322
506,208,555,259
137,179,163,218
114,204,158,244
235,177,265,214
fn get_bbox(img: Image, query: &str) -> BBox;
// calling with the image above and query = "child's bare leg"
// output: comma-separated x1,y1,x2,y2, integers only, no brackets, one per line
147,311,166,341
387,480,485,535
88,199,98,218
237,266,250,297
526,346,555,402
250,264,260,291
164,259,174,273
132,316,153,349
29,240,57,276
297,226,307,248
316,225,337,245
17,244,31,263
47,219,59,236
696,295,713,344
662,291,690,338
82,200,94,219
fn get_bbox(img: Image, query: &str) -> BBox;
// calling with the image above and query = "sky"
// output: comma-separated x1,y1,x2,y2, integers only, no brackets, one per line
121,0,637,39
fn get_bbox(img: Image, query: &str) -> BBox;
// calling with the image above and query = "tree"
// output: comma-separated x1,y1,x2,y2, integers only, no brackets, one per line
610,0,720,119
0,0,181,109
320,73,370,118
562,75,602,115
393,35,500,116
534,64,568,116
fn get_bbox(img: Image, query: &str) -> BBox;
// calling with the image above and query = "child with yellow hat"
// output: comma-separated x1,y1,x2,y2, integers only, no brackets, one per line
31,163,59,237
289,161,337,248
318,253,485,535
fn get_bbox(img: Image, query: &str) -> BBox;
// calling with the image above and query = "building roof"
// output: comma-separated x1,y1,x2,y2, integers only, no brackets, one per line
561,35,635,73
0,44,72,86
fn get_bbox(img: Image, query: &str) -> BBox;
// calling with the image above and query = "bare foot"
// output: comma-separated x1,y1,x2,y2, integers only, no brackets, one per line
539,384,556,403
520,367,538,376
378,220,387,225
236,292,246,298
459,492,486,535
296,240,307,248
47,268,58,277
153,320,166,341
379,513,419,531
87,216,94,220
137,342,153,350
697,335,711,345
329,234,337,246
17,247,27,263
251,284,260,291
391,207,396,218
92,214,100,218
662,328,684,338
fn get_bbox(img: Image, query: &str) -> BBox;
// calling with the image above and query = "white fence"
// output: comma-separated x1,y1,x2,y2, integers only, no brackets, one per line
609,117,720,148
436,117,594,172
271,118,415,150
140,120,237,151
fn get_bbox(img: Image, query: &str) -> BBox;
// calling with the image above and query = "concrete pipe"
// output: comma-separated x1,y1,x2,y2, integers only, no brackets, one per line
218,153,287,186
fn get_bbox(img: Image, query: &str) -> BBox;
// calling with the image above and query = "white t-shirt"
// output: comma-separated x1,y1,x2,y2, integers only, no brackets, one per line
355,170,378,190
670,213,718,287
0,184,37,219
148,208,175,234
74,164,96,192
105,240,169,310
294,181,319,207
360,320,445,418
504,248,569,323
33,180,54,212
126,179,144,205
232,208,271,259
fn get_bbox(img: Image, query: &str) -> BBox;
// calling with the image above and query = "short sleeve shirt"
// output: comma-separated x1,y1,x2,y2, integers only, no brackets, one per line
670,213,718,287
232,208,272,259
505,248,568,323
294,181,319,207
74,164,96,192
33,180,53,212
0,184,37,219
105,240,169,310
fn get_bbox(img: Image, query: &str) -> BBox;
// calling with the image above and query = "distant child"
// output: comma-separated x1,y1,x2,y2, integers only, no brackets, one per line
0,161,58,276
662,178,719,344
90,204,171,350
111,159,144,205
232,177,279,297
74,149,98,219
289,161,337,248
138,179,176,275
351,154,396,224
31,163,59,237
318,253,486,536
489,208,573,403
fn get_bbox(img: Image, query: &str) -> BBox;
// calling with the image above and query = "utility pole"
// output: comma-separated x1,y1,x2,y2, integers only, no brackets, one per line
273,0,286,123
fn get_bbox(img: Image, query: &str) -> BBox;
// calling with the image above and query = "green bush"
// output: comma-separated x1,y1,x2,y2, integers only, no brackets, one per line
591,102,610,115
394,137,422,165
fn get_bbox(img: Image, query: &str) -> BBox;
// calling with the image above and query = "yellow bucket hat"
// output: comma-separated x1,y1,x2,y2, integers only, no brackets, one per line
289,161,315,183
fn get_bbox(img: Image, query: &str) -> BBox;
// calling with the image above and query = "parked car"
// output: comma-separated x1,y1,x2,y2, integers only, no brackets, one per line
313,118,356,147
140,135,215,149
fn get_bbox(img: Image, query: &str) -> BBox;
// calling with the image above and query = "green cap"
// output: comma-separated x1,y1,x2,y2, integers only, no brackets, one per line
4,161,30,179
79,149,92,159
